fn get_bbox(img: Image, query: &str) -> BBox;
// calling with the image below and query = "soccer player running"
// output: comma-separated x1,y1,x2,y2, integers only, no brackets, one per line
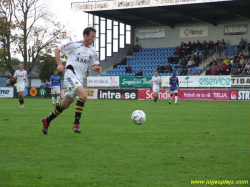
50,70,61,106
13,63,28,107
41,27,102,135
169,72,179,105
151,71,162,104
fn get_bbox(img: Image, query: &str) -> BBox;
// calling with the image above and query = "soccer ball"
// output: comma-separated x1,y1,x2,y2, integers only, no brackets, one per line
131,110,146,125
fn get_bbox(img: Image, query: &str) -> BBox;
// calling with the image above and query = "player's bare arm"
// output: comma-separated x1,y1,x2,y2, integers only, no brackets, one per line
54,48,64,72
91,64,102,74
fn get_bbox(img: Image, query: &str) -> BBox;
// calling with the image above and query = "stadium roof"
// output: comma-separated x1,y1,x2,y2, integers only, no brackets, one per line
75,0,250,28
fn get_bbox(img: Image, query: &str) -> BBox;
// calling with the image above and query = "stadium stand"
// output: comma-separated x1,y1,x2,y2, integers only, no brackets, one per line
101,47,203,76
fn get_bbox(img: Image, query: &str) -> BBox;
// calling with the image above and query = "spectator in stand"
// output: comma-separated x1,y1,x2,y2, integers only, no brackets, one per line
180,68,187,75
180,41,187,50
196,40,201,50
239,67,246,75
188,67,194,75
224,68,230,75
230,68,235,75
187,41,192,54
156,65,161,73
245,56,249,64
241,61,246,69
205,67,211,75
239,55,245,65
234,62,241,70
238,38,246,52
243,49,249,58
134,43,142,52
209,59,217,67
168,54,174,64
191,41,196,51
209,40,215,50
234,68,240,75
165,63,172,73
246,43,250,50
127,43,135,56
185,54,191,61
187,57,194,68
179,57,187,68
191,54,195,61
215,40,220,48
234,53,239,60
203,43,211,58
247,68,250,75
235,57,240,65
239,51,245,59
211,61,218,69
135,69,143,76
223,56,230,66
160,64,165,73
220,61,227,75
211,66,217,75
113,56,124,69
175,46,181,56
173,54,179,64
230,59,235,68
121,56,127,65
118,56,123,64
245,62,250,69
194,53,200,67
217,42,224,56
183,67,188,75
194,49,200,56
221,39,226,45
125,64,132,73
202,40,207,50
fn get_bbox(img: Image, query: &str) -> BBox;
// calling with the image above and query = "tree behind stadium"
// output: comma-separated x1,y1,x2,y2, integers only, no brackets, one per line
37,54,63,84
0,0,71,75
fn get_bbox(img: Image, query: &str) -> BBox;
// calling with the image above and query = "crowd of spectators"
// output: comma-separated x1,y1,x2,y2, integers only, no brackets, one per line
206,50,250,75
109,38,249,76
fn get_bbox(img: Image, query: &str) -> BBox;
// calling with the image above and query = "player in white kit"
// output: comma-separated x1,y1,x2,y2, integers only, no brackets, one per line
13,63,28,107
41,27,102,135
150,71,162,104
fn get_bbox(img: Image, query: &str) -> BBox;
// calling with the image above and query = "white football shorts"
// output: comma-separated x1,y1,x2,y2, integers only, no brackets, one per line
153,86,160,94
63,69,83,99
51,86,61,94
16,83,25,92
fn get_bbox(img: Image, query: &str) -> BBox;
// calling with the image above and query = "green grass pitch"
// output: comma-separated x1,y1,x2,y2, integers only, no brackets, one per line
0,98,249,187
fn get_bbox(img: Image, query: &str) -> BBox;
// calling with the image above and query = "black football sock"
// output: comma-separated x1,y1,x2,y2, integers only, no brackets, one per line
47,102,64,123
154,96,157,102
18,95,24,105
74,98,85,125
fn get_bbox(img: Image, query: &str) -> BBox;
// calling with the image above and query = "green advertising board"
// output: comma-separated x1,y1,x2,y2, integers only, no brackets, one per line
119,76,152,87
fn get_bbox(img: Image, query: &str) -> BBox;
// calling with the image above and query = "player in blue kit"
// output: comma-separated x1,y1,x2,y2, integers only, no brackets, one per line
169,72,179,105
50,70,61,106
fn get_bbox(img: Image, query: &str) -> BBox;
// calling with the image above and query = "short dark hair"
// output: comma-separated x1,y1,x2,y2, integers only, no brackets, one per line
83,27,96,37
